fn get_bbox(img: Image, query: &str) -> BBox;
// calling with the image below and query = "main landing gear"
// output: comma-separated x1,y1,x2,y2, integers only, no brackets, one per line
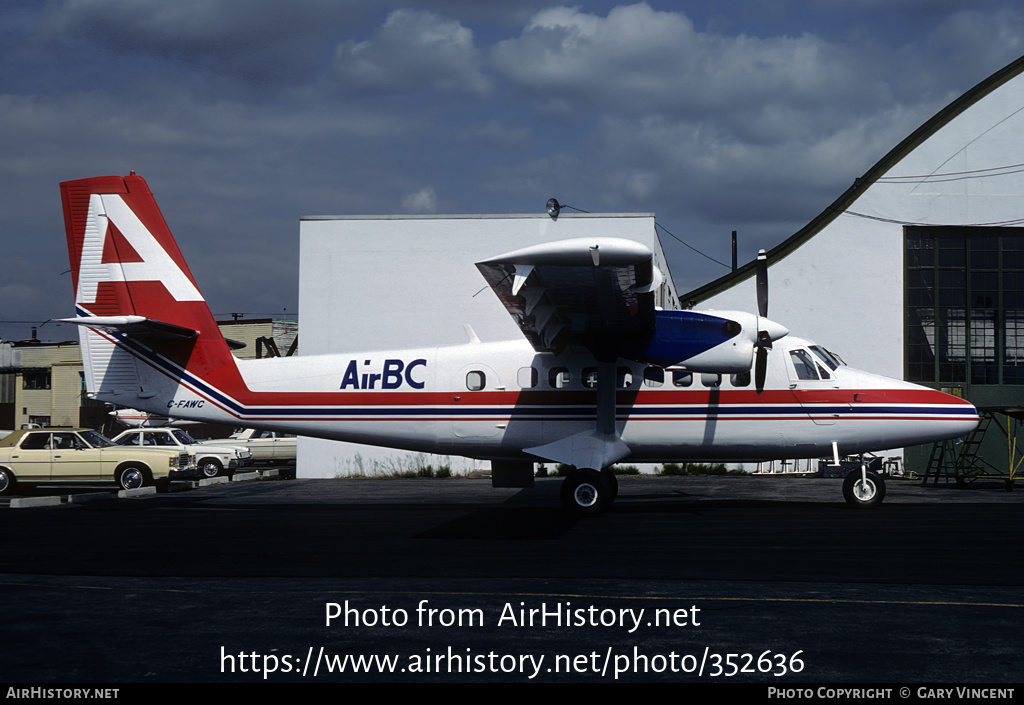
560,467,618,516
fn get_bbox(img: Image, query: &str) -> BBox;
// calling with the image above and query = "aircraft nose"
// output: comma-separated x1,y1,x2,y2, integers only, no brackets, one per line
921,385,981,437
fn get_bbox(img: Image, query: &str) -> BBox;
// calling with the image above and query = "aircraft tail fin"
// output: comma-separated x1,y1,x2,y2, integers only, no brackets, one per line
60,173,238,405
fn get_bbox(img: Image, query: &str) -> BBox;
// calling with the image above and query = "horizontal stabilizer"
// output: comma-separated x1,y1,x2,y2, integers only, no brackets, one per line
58,316,198,340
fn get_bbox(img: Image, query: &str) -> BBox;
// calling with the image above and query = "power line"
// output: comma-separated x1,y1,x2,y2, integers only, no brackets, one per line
875,162,1024,184
839,208,1024,228
655,222,731,269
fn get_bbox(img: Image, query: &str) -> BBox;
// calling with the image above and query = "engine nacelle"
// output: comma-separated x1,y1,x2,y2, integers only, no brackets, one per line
613,309,787,372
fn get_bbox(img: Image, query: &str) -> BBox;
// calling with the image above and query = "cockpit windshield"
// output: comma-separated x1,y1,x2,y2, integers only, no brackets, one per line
810,345,844,371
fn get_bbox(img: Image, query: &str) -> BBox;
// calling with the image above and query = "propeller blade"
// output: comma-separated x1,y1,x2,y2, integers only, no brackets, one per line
756,249,768,318
755,345,768,394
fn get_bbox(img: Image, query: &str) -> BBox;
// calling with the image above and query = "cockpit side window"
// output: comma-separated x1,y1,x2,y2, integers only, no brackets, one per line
790,349,820,380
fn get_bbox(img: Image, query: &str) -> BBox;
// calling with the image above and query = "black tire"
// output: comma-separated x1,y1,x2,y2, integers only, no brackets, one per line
0,467,14,495
601,468,619,502
560,468,610,516
842,469,885,509
117,465,149,491
199,458,223,479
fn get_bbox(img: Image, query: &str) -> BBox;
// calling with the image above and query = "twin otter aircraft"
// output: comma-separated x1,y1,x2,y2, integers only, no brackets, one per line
59,173,978,514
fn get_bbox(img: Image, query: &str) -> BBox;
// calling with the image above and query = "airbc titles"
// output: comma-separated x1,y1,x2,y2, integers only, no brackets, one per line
340,358,427,390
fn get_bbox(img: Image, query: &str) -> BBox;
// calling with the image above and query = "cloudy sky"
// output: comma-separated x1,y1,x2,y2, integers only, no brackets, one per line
2,0,1023,343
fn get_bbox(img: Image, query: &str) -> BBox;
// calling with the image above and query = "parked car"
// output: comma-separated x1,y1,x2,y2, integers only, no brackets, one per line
199,429,297,464
111,427,252,478
0,428,196,494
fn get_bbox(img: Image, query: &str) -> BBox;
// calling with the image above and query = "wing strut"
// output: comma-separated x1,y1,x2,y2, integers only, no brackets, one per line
595,360,616,436
524,360,630,470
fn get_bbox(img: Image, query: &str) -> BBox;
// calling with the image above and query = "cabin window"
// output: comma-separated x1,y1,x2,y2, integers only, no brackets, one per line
643,367,664,387
466,370,486,391
701,373,721,387
671,370,692,387
582,368,598,388
731,371,751,387
549,367,570,389
518,367,537,389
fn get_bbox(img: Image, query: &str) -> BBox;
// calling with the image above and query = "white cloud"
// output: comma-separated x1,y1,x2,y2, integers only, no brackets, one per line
401,187,438,213
491,3,876,125
333,9,491,97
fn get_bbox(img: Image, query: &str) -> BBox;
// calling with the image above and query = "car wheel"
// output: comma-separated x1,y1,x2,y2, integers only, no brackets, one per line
200,458,223,478
0,467,14,495
118,465,149,491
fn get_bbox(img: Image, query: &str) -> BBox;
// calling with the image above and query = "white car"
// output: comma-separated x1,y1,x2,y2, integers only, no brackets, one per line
111,428,252,479
199,429,297,464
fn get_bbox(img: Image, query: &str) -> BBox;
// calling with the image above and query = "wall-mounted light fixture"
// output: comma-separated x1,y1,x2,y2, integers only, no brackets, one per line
546,198,561,219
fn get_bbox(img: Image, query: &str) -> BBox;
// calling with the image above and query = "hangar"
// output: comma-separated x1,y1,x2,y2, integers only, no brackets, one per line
687,54,1024,482
296,54,1024,482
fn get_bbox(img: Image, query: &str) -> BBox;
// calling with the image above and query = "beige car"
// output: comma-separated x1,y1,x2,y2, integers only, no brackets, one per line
0,428,196,494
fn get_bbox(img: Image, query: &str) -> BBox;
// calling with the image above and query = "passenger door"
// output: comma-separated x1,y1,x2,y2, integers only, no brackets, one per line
48,432,104,481
787,348,840,426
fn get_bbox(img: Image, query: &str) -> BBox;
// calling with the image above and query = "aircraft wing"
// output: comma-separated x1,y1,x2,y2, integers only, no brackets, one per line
475,238,661,355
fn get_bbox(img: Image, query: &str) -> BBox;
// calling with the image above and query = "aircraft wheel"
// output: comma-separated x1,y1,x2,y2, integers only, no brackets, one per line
601,468,619,502
842,469,885,509
200,458,223,478
560,469,609,516
118,465,149,491
0,467,14,495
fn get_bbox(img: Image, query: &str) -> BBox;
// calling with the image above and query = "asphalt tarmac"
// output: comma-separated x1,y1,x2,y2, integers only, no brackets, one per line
1,472,1021,685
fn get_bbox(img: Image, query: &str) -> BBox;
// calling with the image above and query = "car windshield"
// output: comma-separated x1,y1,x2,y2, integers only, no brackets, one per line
171,429,197,445
79,430,114,448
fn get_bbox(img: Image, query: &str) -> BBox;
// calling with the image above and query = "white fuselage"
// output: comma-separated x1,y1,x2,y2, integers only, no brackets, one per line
135,332,978,465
